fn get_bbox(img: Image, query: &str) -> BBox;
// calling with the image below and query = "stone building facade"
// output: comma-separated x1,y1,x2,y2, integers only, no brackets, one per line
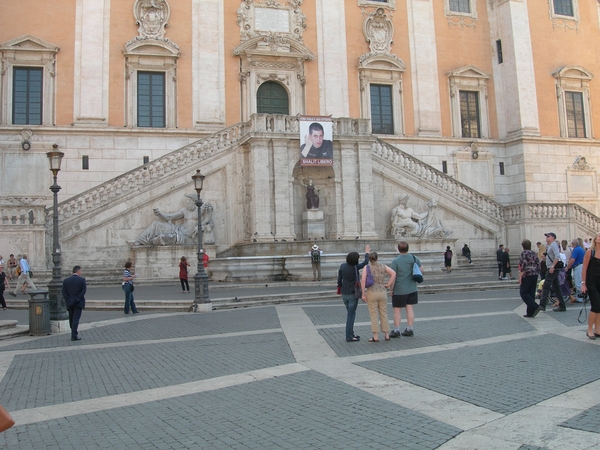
1,0,600,277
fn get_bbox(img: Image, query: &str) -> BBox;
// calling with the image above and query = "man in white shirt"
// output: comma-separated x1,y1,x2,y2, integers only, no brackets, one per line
8,254,36,296
539,233,566,312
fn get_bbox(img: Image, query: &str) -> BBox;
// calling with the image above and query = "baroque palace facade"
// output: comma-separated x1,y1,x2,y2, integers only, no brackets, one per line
1,0,600,279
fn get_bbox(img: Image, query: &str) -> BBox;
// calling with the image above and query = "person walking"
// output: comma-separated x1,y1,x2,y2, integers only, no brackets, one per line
179,256,190,293
539,232,566,312
518,240,541,318
496,245,504,279
501,247,516,280
0,265,8,310
309,245,323,281
122,261,139,314
389,241,423,338
8,254,35,297
360,252,396,342
62,266,86,341
537,241,547,280
566,238,585,303
337,245,370,342
443,246,452,273
581,233,600,339
461,244,472,264
6,255,17,281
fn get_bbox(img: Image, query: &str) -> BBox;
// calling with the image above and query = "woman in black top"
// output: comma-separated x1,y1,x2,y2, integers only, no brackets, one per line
337,245,370,342
581,233,600,339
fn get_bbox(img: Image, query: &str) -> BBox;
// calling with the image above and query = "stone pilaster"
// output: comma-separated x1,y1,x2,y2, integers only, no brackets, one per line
315,0,350,117
192,0,225,131
73,0,110,126
487,0,540,138
248,139,273,241
406,0,442,136
272,140,295,240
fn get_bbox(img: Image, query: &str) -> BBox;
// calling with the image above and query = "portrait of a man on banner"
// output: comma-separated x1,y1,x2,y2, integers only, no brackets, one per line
300,118,333,166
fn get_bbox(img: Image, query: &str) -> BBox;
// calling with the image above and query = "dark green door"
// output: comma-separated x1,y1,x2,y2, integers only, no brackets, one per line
257,81,289,114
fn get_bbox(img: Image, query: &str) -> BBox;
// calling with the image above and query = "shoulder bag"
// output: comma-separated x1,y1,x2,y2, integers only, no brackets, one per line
365,265,374,288
354,266,362,299
412,255,424,283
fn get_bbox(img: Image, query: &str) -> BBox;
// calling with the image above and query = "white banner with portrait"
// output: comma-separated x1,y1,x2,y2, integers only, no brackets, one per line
299,116,333,166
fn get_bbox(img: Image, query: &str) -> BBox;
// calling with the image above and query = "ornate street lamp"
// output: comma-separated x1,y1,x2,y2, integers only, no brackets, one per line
46,145,68,323
192,169,210,309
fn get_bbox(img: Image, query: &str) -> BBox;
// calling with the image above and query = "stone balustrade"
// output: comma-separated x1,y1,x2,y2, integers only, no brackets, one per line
371,139,505,221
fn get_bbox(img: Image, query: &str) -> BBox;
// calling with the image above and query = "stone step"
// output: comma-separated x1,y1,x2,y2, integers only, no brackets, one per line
0,320,29,340
4,280,518,312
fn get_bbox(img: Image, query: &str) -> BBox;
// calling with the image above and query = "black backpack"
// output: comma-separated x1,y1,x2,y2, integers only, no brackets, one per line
311,250,321,264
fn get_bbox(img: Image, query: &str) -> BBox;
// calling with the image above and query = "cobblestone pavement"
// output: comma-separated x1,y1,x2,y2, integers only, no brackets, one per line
0,288,599,449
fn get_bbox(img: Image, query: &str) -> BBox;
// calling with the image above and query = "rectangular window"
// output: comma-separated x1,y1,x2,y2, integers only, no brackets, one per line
565,91,586,138
499,162,505,175
143,156,150,165
137,72,165,128
442,161,448,174
496,40,503,64
449,0,470,13
459,91,480,138
13,67,43,125
82,156,89,170
553,0,574,16
370,84,394,135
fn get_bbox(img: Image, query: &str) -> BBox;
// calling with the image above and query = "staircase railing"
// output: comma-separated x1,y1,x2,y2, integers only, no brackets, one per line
372,139,505,221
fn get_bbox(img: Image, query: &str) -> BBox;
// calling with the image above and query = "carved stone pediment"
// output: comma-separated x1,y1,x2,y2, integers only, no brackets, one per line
447,65,491,80
553,65,593,83
237,0,307,44
359,53,405,71
363,8,394,55
571,156,593,171
0,34,60,53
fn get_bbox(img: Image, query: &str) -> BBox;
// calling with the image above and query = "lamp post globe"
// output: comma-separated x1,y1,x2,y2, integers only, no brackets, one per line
192,170,210,308
46,144,68,321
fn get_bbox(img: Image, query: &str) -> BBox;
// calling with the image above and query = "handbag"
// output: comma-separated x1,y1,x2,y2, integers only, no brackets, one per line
0,405,15,433
354,266,362,299
412,255,423,283
365,265,374,288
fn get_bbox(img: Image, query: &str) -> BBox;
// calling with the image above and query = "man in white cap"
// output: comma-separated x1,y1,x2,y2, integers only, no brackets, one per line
309,244,323,281
539,232,566,312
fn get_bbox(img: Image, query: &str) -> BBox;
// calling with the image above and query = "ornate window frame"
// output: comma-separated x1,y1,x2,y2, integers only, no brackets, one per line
0,35,59,126
444,0,477,28
123,40,179,128
447,65,491,139
549,0,579,30
359,54,405,136
358,0,396,10
553,65,593,139
234,0,313,120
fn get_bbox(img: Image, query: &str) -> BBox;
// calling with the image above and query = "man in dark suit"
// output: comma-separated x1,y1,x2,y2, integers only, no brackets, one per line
62,265,86,341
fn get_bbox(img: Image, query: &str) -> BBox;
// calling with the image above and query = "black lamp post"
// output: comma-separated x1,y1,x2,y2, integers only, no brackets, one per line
192,169,210,308
47,145,68,322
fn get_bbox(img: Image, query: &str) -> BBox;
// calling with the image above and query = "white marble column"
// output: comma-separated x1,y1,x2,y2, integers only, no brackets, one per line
73,0,110,126
192,0,225,131
272,141,296,240
315,0,350,117
487,0,540,138
406,0,442,136
248,140,273,240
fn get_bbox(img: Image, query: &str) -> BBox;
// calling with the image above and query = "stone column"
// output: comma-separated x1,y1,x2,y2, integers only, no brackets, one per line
406,0,442,136
336,142,361,239
192,0,226,131
272,139,296,240
248,139,273,241
487,0,540,138
73,0,110,126
355,140,378,239
315,0,350,117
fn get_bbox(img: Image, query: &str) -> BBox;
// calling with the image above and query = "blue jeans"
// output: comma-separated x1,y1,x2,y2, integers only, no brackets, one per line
122,284,138,314
342,294,359,341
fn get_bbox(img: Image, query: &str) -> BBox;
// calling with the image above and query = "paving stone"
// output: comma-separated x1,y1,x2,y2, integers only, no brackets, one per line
0,307,283,351
320,313,535,357
0,332,294,410
358,334,600,415
559,402,600,434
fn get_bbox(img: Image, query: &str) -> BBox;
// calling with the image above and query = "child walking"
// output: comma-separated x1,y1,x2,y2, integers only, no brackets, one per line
179,256,190,293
